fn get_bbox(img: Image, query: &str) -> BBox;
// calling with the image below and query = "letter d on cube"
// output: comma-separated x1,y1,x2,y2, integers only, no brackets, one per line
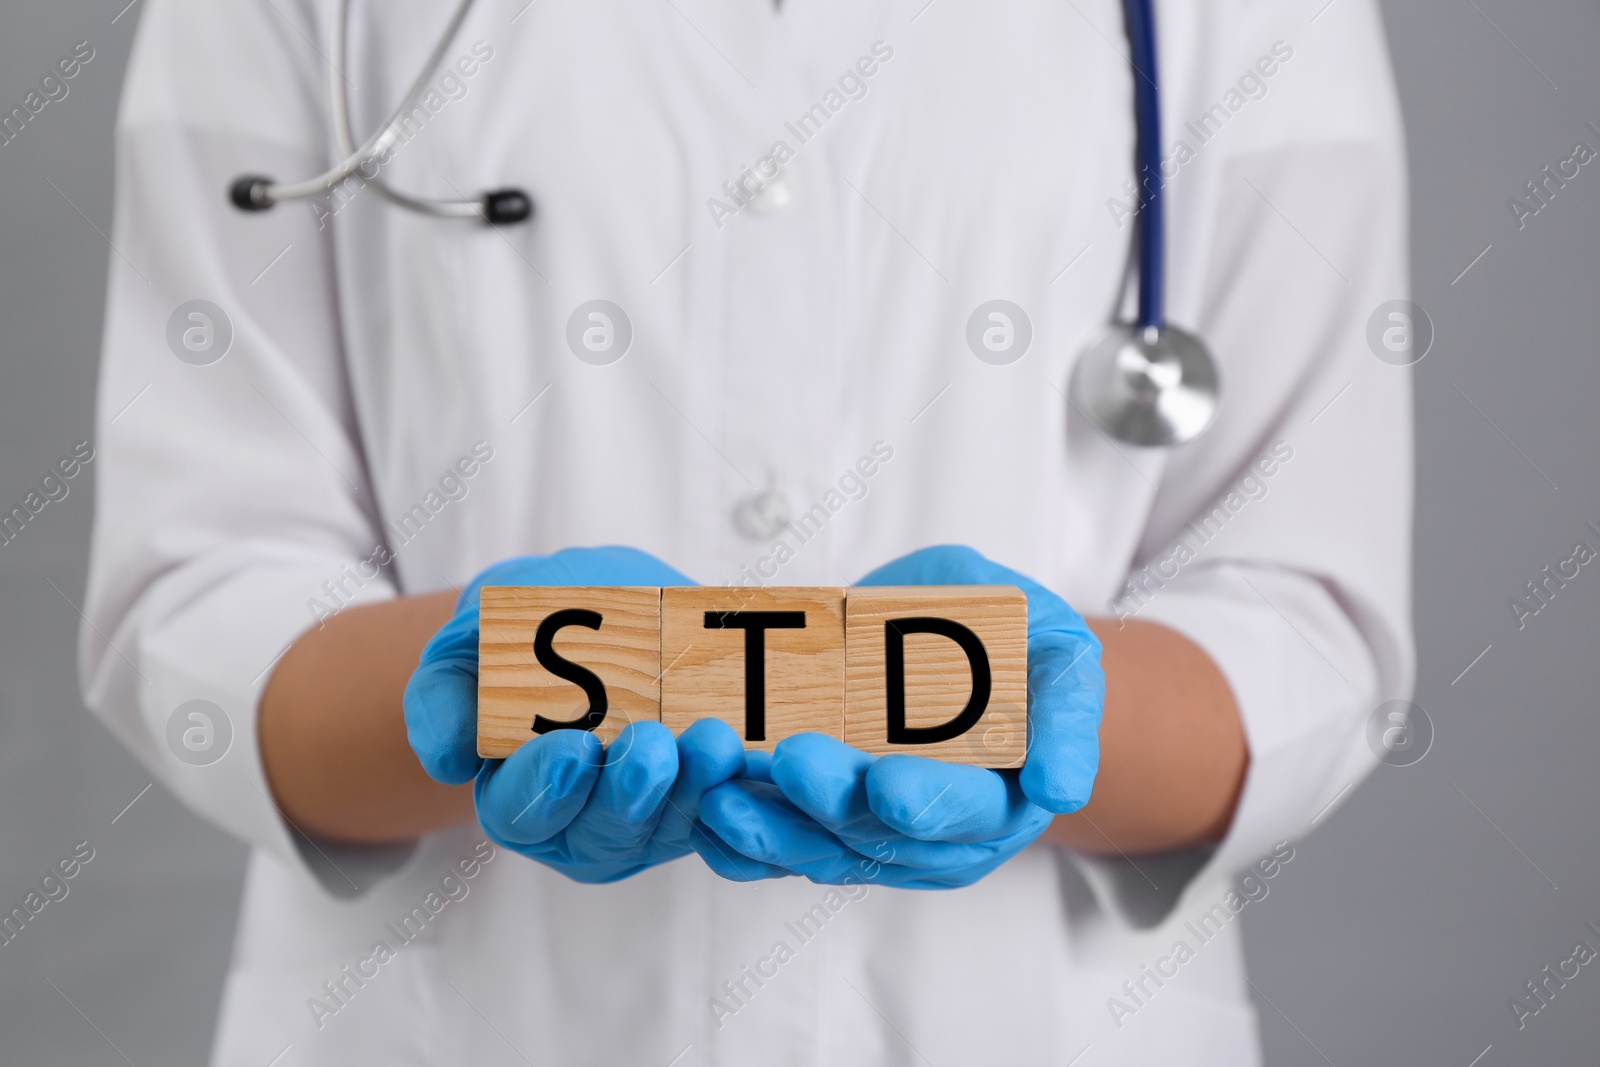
844,586,1027,768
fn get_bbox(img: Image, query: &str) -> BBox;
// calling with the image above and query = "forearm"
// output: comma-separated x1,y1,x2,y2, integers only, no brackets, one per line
259,590,471,843
1043,618,1247,856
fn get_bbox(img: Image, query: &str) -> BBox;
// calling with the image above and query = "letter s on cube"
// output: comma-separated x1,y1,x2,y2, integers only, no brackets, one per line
843,586,1027,768
477,586,663,755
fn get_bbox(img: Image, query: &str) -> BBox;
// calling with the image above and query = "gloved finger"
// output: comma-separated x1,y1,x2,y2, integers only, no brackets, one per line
700,777,1028,881
1019,629,1105,813
856,544,1093,641
700,781,870,883
853,543,999,588
770,735,1025,870
741,749,775,784
690,823,794,882
769,733,875,826
654,719,748,841
476,730,602,845
865,755,1037,843
885,850,1027,890
461,546,697,597
833,813,1049,871
855,546,1105,815
403,638,482,784
543,545,699,587
715,778,1044,883
561,722,679,861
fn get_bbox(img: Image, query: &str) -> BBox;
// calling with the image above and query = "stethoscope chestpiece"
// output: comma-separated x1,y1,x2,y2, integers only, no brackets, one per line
1069,322,1220,448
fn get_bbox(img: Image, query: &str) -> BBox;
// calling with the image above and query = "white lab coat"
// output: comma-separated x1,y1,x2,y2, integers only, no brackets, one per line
82,0,1413,1063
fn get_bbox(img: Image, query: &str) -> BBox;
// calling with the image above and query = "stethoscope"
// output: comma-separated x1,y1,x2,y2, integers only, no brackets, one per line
229,0,1218,448
229,0,530,225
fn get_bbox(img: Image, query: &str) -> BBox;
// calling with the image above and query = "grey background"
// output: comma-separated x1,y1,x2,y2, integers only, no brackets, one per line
1,1,1595,1063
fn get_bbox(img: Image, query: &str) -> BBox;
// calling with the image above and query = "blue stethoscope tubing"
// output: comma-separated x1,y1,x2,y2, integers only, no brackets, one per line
1126,0,1165,332
225,0,1218,446
1067,0,1221,447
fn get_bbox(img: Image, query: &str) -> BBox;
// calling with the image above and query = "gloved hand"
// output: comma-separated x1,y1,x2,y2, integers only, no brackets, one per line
696,545,1105,888
404,546,759,883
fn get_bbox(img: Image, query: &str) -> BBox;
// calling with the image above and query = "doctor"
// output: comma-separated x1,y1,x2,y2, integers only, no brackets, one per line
82,0,1412,1064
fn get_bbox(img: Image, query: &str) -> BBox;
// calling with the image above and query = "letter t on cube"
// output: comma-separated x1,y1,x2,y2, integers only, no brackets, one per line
660,587,846,752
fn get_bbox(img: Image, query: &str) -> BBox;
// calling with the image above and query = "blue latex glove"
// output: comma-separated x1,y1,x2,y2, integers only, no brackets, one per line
404,546,761,883
697,545,1105,888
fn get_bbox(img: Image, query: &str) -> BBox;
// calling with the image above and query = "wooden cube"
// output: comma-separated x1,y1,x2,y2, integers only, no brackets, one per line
660,587,846,753
477,586,662,757
844,586,1028,767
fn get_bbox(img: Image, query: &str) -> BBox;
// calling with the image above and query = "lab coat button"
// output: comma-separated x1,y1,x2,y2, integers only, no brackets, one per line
747,171,792,214
733,489,792,541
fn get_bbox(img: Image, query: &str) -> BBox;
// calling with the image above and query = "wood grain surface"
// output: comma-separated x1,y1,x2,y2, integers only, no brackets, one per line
843,585,1027,767
660,586,846,753
477,586,662,758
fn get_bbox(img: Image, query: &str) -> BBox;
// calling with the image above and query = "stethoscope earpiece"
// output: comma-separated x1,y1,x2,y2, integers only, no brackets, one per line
229,176,275,213
1070,323,1220,448
227,0,533,228
482,189,534,225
